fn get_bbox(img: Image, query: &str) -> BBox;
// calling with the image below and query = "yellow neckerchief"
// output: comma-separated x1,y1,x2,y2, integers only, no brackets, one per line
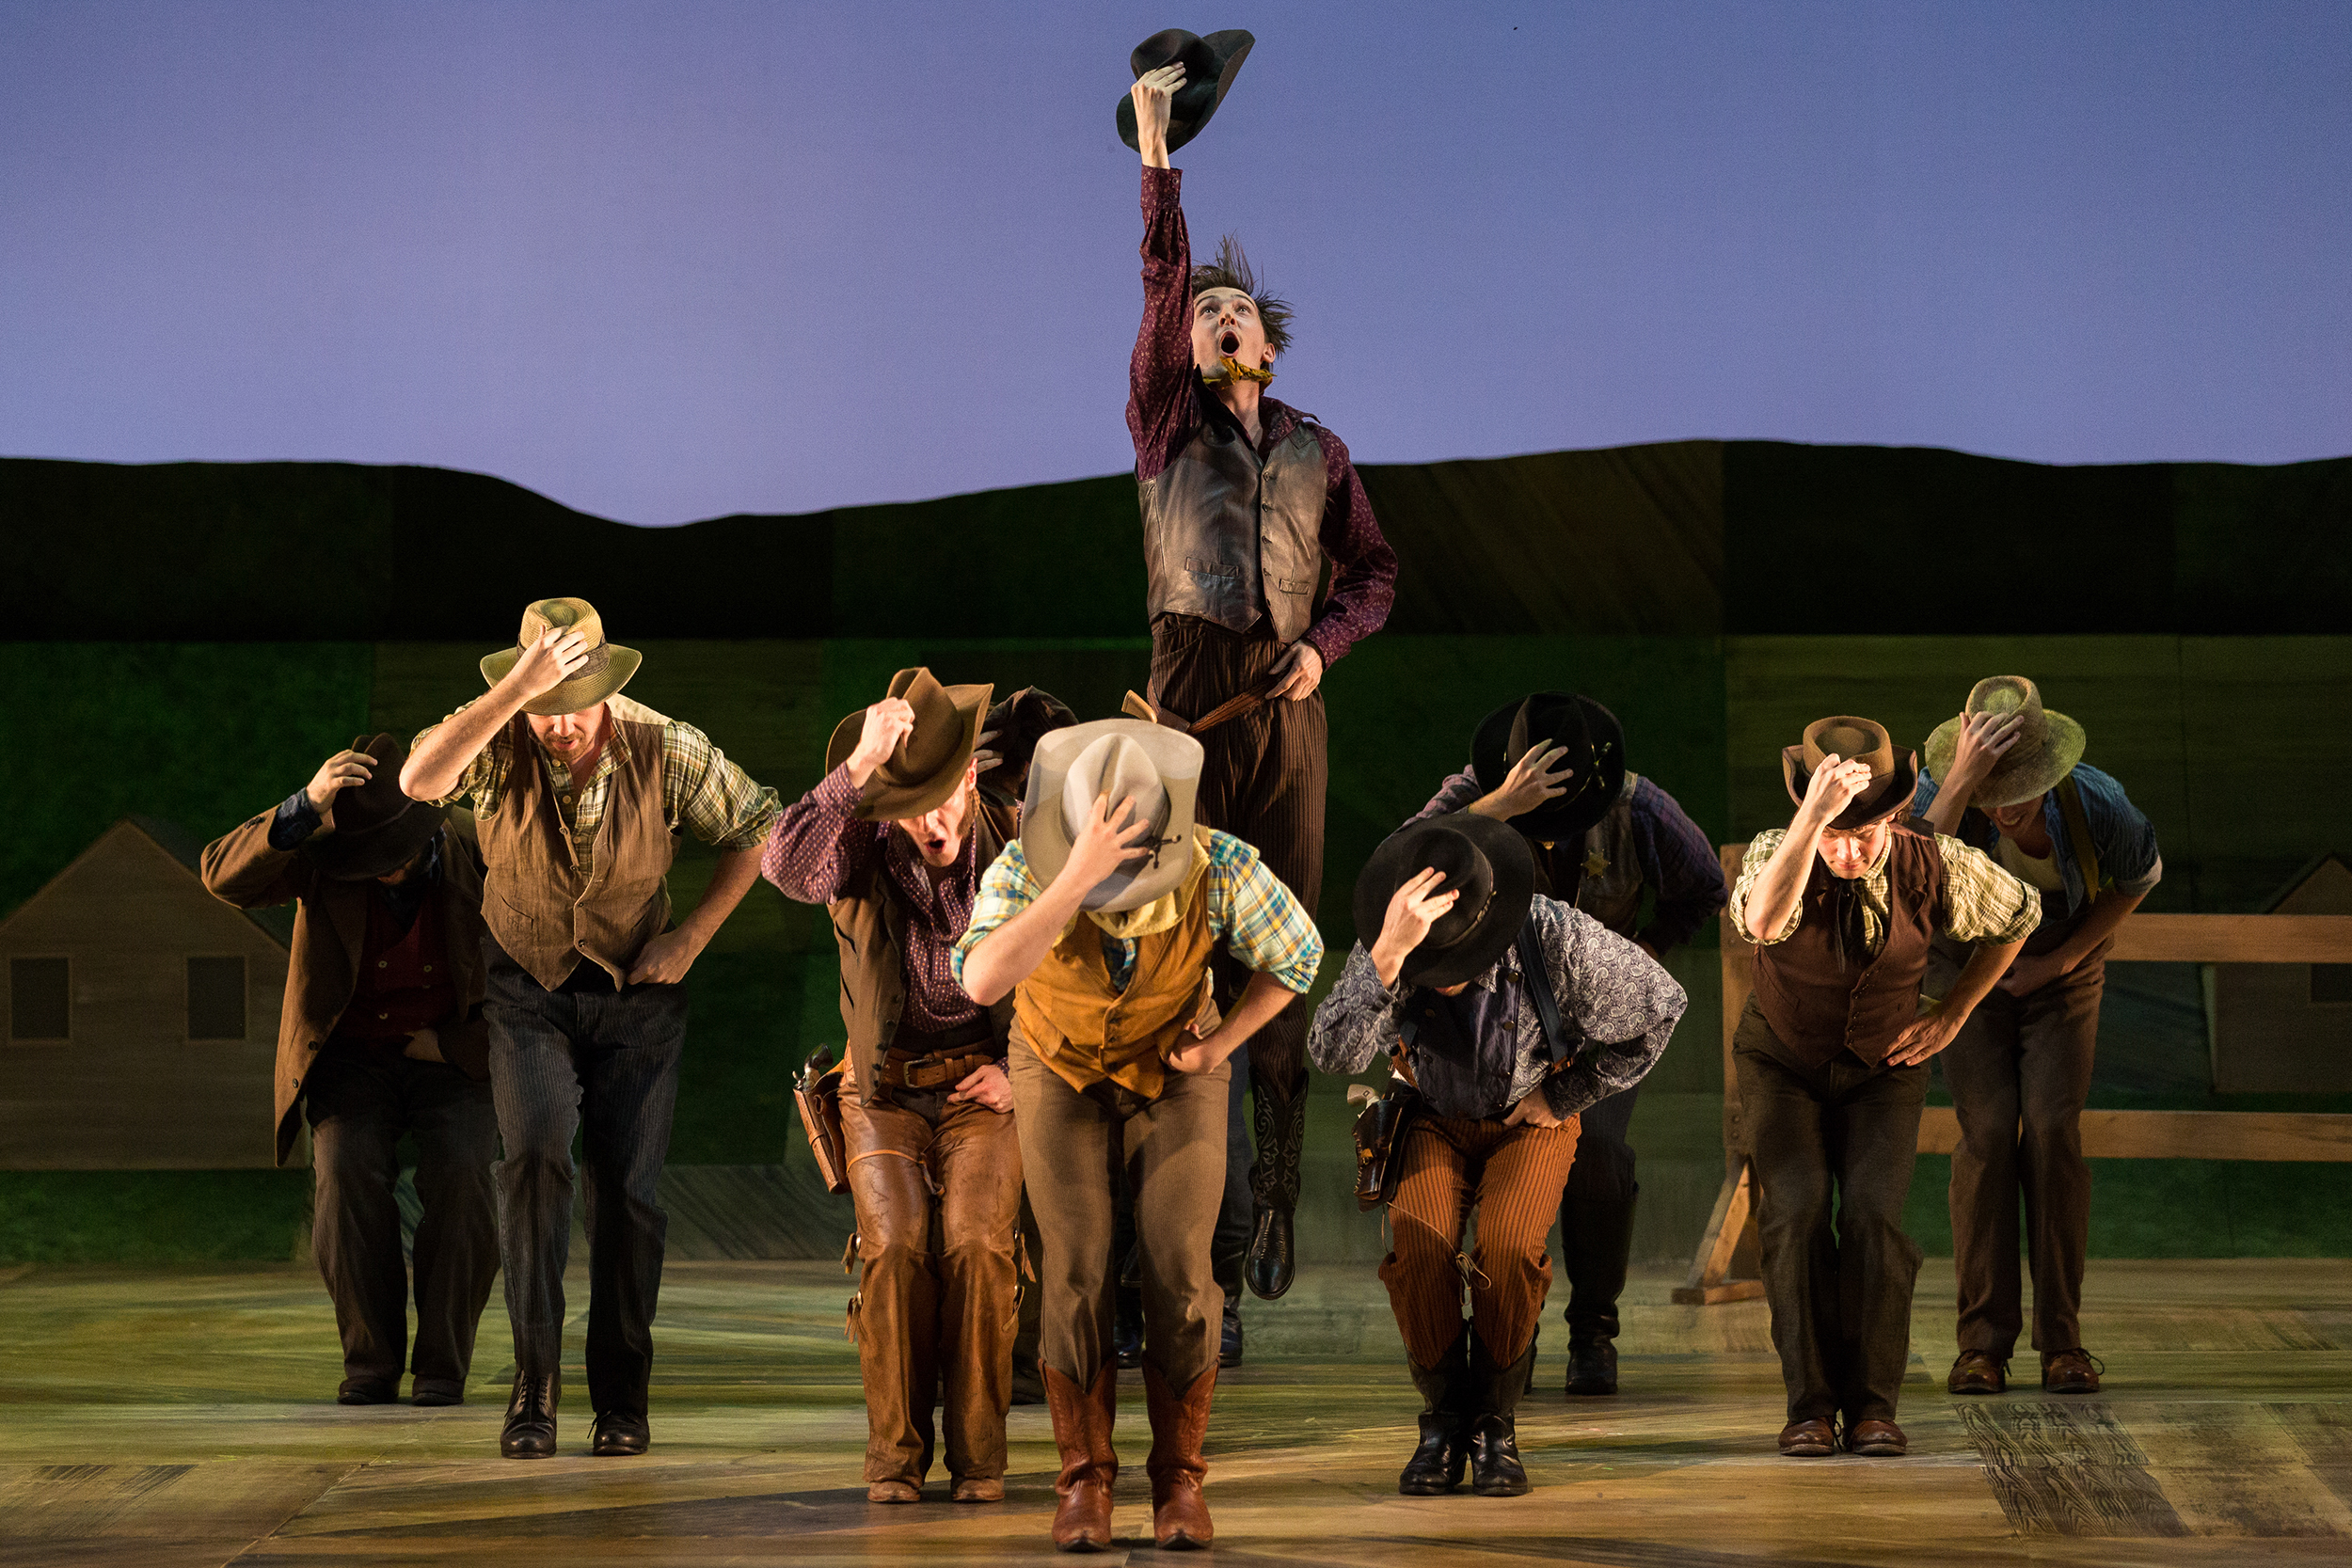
1074,829,1214,941
1199,356,1275,388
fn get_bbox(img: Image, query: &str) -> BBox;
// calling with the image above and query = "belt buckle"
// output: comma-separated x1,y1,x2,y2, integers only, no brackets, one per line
898,1054,937,1089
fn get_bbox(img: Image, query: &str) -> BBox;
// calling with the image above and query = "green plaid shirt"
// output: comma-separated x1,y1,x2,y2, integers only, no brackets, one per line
1730,828,2039,953
953,829,1323,996
416,694,781,878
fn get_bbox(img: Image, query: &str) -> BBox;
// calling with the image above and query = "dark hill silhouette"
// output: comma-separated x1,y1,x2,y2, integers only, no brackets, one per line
3,441,2344,639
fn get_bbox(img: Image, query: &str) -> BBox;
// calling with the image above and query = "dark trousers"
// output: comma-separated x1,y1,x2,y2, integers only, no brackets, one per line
305,1045,500,1399
485,947,689,1418
1557,1080,1640,1342
1733,1000,1927,1426
1929,934,2108,1360
1151,616,1324,1093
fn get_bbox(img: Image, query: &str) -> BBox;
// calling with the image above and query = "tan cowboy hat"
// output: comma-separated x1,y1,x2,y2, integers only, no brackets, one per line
479,597,641,717
1924,676,2087,810
1022,719,1202,913
1781,716,1921,829
823,667,993,821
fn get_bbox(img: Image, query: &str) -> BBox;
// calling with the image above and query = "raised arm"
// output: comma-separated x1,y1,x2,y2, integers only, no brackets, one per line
1916,711,2026,836
760,698,918,904
200,748,374,908
957,797,1153,1006
1740,757,1870,942
401,627,591,801
1127,66,1200,478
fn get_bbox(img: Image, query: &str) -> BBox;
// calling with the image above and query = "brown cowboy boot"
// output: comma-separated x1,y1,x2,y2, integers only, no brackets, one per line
1042,1364,1117,1552
1143,1362,1216,1550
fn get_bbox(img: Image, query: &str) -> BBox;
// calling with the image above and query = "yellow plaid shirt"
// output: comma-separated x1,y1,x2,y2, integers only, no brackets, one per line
416,693,780,876
1729,828,2039,953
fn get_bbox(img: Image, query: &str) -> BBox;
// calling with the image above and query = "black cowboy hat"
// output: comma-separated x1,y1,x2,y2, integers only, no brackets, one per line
1781,716,1921,830
1470,692,1628,843
1353,815,1537,990
978,684,1078,804
304,734,448,881
1115,28,1255,153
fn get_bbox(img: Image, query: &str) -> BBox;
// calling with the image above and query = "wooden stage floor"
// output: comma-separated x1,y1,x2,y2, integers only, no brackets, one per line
3,1258,2348,1566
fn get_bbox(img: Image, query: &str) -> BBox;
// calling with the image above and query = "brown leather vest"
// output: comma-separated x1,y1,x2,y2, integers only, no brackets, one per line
1752,826,1947,1068
1012,847,1218,1099
1139,408,1327,643
477,710,675,990
830,796,1014,1108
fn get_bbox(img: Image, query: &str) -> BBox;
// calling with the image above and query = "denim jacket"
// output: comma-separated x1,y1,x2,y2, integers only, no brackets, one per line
1911,761,2161,923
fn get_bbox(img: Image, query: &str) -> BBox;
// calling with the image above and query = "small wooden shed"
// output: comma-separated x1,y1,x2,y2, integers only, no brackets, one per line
2207,854,2352,1094
0,817,294,1168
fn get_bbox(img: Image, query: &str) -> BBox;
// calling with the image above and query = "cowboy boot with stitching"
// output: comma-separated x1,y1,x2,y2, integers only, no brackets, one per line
1042,1363,1118,1552
1246,1076,1307,1301
1466,1332,1537,1497
1143,1362,1216,1549
1398,1325,1472,1496
500,1370,559,1459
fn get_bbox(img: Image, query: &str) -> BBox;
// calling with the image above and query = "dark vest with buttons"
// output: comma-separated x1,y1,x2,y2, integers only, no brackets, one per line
1138,404,1327,643
829,797,1015,1109
1751,826,1947,1069
335,892,456,1043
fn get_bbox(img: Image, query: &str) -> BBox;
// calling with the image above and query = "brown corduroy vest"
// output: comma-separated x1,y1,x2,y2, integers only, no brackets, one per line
477,710,674,990
1752,826,1947,1068
830,796,1014,1108
1013,852,1218,1099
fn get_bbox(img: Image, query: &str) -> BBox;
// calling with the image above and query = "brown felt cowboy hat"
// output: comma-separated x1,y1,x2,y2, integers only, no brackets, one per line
1022,719,1201,913
1469,691,1627,843
1115,28,1256,152
1782,716,1921,830
478,597,641,717
304,734,448,880
825,668,994,822
1352,814,1537,990
1923,676,2088,810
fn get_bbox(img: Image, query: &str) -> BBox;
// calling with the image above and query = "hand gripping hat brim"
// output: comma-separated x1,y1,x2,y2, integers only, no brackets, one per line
302,733,448,881
824,668,993,822
479,597,641,717
1352,814,1537,990
1469,691,1627,842
1022,719,1202,914
1922,675,2088,810
1781,716,1922,830
1115,28,1255,152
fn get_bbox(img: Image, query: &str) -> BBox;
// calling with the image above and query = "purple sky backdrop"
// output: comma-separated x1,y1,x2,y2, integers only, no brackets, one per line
3,1,2347,526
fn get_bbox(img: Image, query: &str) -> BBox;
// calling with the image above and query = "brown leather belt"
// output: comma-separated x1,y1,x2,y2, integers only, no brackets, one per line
882,1050,998,1090
1121,678,1278,737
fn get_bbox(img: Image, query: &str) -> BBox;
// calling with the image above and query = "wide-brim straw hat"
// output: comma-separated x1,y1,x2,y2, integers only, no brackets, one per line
1469,691,1627,842
1923,676,2088,810
1022,719,1201,913
303,733,448,880
824,667,993,822
1781,716,1921,830
479,597,641,717
1352,814,1537,990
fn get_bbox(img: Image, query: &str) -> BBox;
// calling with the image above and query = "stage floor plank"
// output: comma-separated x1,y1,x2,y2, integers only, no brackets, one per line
2,1259,2347,1566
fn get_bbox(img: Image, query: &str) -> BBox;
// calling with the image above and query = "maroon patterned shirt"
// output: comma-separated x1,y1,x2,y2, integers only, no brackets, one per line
1128,166,1397,669
760,765,984,1036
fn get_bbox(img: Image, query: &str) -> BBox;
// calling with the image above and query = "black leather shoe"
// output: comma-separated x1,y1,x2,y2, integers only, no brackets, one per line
410,1379,466,1407
591,1409,650,1456
1218,1296,1244,1369
337,1377,397,1406
1246,1204,1295,1301
1467,1414,1530,1496
1565,1338,1618,1396
501,1370,560,1459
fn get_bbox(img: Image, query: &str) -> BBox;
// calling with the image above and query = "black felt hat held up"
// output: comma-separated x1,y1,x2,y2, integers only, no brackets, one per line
1115,28,1255,152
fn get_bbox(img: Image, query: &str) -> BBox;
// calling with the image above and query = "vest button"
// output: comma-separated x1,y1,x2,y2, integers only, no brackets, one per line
377,959,389,969
378,1012,389,1021
422,964,432,973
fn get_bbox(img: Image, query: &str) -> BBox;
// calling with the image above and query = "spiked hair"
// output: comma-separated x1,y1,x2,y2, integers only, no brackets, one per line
1187,234,1294,357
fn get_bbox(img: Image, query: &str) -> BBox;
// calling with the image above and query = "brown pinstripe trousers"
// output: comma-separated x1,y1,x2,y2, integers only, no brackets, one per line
1379,1111,1581,1369
1149,615,1325,1089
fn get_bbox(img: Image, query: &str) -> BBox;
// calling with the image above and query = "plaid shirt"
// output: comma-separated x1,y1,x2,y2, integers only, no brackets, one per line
952,829,1323,998
415,693,781,876
1729,828,2040,952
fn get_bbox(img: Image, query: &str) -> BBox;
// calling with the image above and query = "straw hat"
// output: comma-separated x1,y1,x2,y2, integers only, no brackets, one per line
1923,676,2087,810
478,598,640,717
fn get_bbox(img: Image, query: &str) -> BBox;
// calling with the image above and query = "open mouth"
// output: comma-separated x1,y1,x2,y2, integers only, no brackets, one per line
1219,330,1240,356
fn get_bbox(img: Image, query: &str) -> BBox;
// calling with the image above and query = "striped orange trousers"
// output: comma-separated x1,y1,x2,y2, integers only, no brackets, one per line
1378,1111,1581,1369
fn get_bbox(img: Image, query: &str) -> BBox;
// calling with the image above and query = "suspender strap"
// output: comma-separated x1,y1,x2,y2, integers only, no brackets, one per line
2055,775,2101,907
1515,922,1582,1068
